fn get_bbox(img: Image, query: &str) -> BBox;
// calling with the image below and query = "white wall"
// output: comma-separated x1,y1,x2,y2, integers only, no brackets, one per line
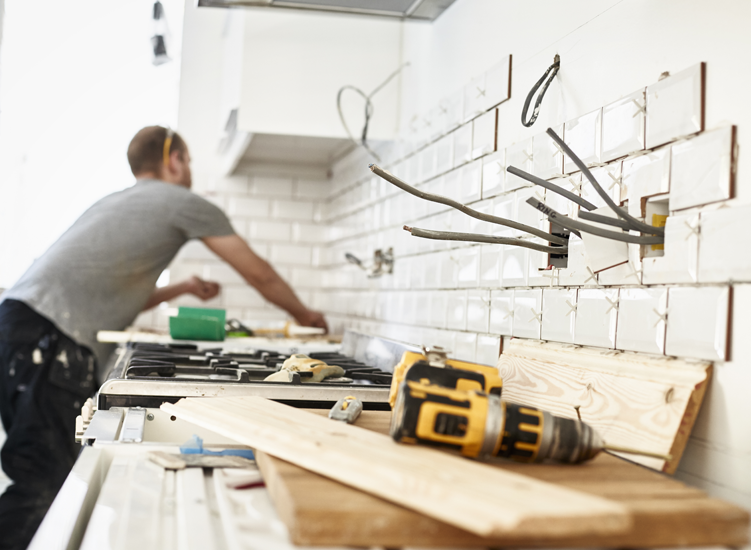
0,0,185,289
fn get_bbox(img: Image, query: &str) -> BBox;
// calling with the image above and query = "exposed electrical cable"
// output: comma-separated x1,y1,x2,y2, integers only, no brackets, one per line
578,210,633,230
525,198,664,245
403,226,568,254
521,54,560,127
506,165,598,211
337,62,410,161
369,164,568,245
546,128,665,236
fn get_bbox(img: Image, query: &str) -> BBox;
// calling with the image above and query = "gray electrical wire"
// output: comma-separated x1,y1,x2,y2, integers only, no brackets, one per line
546,128,665,236
506,165,598,211
526,198,664,245
578,210,633,230
337,62,410,162
404,226,568,254
369,164,568,246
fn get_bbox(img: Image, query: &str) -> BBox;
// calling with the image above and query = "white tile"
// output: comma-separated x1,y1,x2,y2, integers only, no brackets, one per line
213,175,249,195
545,175,580,218
511,289,543,339
418,142,438,183
665,286,730,361
532,124,564,180
564,109,601,173
295,179,329,199
500,245,527,287
249,220,292,241
463,74,487,122
643,212,699,284
504,138,534,191
456,246,480,288
527,249,552,287
601,89,646,162
622,147,671,217
616,288,668,354
557,234,595,286
228,197,270,218
466,289,490,333
271,200,315,221
483,56,511,110
580,164,621,209
479,244,501,287
472,109,497,159
481,150,505,199
698,204,751,283
645,63,705,149
670,126,736,212
574,288,619,348
202,264,245,285
224,286,266,308
434,133,454,176
579,207,630,273
439,250,458,288
251,176,294,197
446,289,468,331
454,332,478,362
269,244,312,265
428,290,448,329
452,123,473,167
597,244,642,286
489,290,514,336
541,288,577,344
475,335,501,366
458,160,482,204
441,90,464,134
514,187,544,236
490,194,516,238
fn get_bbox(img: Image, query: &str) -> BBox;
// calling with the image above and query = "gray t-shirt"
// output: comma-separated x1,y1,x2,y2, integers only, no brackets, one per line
2,179,235,372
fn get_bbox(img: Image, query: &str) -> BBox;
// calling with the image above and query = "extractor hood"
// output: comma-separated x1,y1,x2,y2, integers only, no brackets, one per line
196,0,457,21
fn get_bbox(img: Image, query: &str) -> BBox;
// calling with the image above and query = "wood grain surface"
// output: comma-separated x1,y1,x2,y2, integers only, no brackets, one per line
497,339,711,473
161,397,630,539
256,410,749,548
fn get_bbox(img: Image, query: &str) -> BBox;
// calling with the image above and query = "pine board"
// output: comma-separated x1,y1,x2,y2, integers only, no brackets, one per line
497,339,711,473
256,411,749,548
161,397,630,539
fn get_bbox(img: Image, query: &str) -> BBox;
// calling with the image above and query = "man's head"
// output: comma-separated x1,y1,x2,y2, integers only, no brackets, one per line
127,126,192,188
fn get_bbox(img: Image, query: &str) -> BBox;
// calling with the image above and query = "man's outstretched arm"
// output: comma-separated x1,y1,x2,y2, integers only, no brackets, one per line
142,276,220,311
202,234,328,331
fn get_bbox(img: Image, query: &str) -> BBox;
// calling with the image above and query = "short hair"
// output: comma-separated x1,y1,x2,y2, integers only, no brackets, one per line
127,126,187,176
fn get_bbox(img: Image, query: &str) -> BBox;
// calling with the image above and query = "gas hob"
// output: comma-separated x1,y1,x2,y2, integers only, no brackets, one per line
97,330,418,411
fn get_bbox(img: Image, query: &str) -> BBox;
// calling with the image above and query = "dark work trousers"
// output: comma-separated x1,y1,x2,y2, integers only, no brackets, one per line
0,299,96,550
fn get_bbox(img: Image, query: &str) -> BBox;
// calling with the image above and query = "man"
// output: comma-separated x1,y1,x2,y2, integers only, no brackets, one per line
0,126,327,549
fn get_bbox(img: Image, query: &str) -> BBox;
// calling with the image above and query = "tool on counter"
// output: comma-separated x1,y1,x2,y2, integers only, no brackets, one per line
329,396,363,424
148,450,256,470
389,347,503,408
227,320,327,339
390,381,671,464
264,353,346,383
169,306,226,341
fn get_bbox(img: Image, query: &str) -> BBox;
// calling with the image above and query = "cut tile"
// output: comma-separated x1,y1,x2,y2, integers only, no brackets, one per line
475,335,501,366
698,204,751,283
622,146,671,217
527,249,553,288
601,89,646,162
597,243,642,286
564,109,601,173
665,286,730,361
579,206,629,273
574,288,619,348
467,289,491,333
541,288,577,344
616,288,668,354
643,212,699,284
670,126,736,212
505,138,534,191
483,55,512,110
452,123,474,167
472,109,497,160
645,63,705,149
557,234,596,286
511,289,543,339
532,124,565,180
481,150,505,199
489,289,514,336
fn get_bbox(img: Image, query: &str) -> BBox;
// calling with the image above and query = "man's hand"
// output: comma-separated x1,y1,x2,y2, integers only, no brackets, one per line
185,276,220,301
295,309,329,333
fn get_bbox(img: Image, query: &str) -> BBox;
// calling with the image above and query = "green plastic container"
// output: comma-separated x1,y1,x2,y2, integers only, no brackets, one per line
169,307,226,341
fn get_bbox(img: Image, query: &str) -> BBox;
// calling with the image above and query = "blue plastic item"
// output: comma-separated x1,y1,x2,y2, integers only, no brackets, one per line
179,435,255,460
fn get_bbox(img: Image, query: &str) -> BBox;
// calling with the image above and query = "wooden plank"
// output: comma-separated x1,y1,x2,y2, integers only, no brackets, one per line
256,411,749,548
161,397,631,539
497,339,711,473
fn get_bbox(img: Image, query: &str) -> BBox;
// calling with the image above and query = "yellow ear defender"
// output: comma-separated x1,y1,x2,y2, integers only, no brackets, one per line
163,127,175,166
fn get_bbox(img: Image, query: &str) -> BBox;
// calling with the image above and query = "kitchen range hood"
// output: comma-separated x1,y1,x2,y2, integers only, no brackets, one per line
196,0,457,21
